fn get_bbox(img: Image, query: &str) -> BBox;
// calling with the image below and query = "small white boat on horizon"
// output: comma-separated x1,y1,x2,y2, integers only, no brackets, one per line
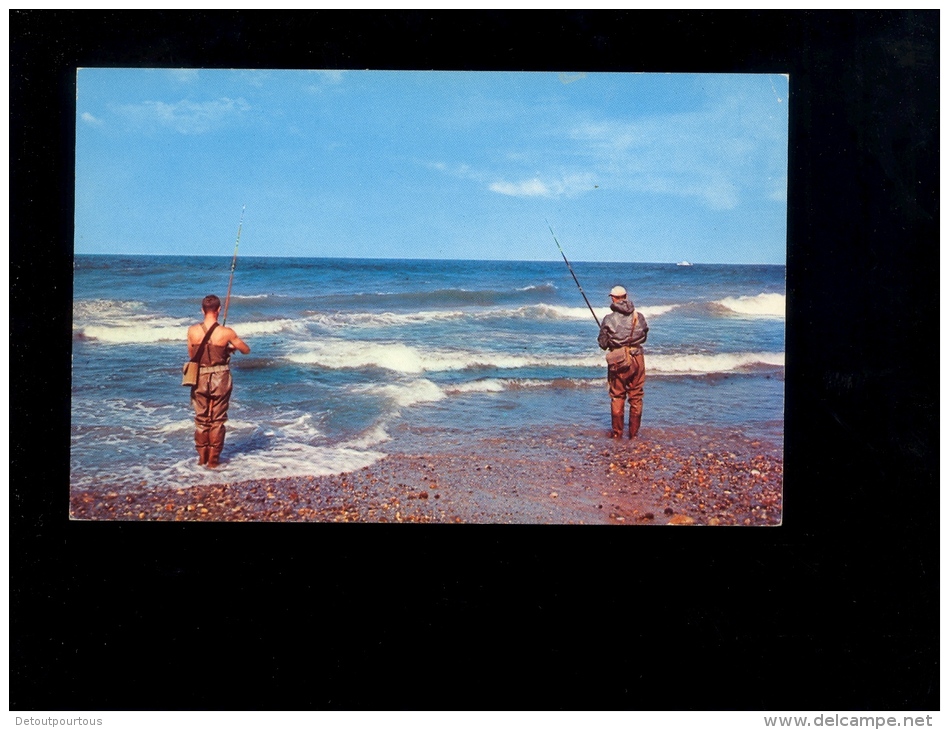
676,260,693,267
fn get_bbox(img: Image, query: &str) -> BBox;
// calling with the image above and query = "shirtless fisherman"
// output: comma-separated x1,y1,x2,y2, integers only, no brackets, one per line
597,286,648,439
187,294,251,467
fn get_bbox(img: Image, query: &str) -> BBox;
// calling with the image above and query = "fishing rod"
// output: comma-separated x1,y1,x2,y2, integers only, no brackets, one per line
546,220,600,327
221,205,245,326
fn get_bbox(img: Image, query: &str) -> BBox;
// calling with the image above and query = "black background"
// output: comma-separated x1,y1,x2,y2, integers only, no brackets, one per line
10,11,939,710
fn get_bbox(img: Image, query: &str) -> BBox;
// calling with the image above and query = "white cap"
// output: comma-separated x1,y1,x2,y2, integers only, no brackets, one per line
609,286,627,297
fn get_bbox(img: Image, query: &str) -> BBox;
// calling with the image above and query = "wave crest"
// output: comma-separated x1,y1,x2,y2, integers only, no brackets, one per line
286,340,604,374
714,293,785,318
74,299,147,317
75,315,300,343
650,351,784,374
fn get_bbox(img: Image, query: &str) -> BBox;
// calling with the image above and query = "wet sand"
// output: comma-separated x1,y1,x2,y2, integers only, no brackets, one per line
69,424,783,525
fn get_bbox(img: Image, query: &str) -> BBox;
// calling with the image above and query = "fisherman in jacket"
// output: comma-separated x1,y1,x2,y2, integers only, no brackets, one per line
597,286,648,439
187,294,251,467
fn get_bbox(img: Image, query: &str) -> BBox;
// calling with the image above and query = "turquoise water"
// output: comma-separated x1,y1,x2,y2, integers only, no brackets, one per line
71,255,785,491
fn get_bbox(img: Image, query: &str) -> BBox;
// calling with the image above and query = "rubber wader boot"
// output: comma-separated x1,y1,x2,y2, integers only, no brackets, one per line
611,400,625,438
196,429,211,465
207,448,222,468
208,424,225,468
628,412,642,440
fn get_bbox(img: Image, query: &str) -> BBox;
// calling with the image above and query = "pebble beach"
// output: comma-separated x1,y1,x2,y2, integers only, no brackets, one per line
69,424,783,525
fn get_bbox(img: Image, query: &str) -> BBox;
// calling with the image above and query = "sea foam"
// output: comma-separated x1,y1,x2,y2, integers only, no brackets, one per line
74,299,147,317
508,303,677,321
80,323,188,344
340,425,393,449
286,340,603,373
649,351,785,374
714,293,786,318
76,315,300,344
169,443,387,486
353,378,448,408
301,302,677,329
76,299,681,344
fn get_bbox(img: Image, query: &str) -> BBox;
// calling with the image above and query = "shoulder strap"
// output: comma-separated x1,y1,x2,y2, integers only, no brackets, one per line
625,311,638,347
191,322,219,363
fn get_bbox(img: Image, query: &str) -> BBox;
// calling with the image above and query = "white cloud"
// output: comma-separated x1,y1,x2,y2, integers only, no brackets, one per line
489,173,597,198
490,178,550,197
428,157,596,200
422,84,784,209
80,112,102,126
119,97,250,134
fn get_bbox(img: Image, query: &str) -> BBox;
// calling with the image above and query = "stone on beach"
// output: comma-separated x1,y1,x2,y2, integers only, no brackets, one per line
70,425,782,526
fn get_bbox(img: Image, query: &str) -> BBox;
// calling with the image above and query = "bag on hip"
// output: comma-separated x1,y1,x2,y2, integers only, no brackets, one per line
182,361,199,386
606,346,632,373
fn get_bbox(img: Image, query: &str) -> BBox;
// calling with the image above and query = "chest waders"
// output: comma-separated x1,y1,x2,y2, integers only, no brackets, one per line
191,323,233,468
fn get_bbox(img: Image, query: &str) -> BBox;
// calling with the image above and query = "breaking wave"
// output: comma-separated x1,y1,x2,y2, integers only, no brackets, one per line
308,302,677,328
286,340,600,374
74,299,147,317
286,340,784,376
714,293,785,318
72,299,682,344
516,282,558,293
74,315,300,343
352,378,448,408
649,351,785,374
80,322,190,344
308,310,468,328
339,425,393,450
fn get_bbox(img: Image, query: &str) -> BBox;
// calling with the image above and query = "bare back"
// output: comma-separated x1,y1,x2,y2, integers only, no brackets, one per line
188,320,250,359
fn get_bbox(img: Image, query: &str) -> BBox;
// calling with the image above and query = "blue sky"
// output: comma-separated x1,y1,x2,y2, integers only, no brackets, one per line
75,69,788,264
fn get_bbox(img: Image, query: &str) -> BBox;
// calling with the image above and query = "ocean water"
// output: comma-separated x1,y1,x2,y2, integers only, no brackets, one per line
71,255,785,491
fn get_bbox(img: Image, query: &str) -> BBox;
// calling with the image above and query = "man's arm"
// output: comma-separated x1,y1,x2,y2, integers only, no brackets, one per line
597,320,612,351
225,327,251,354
